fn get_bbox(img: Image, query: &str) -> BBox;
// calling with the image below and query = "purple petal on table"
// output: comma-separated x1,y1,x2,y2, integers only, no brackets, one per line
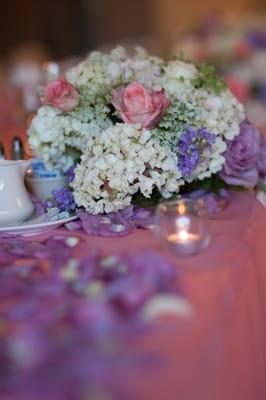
0,244,184,399
74,300,120,335
5,299,40,322
0,276,28,297
201,191,230,215
127,250,180,292
98,222,132,237
75,251,101,285
219,188,230,199
0,250,17,266
71,205,154,237
202,193,221,214
42,238,72,267
6,322,50,370
133,208,154,229
25,241,52,259
108,205,134,225
96,255,129,283
65,219,83,231
107,276,155,311
77,209,133,237
32,276,66,298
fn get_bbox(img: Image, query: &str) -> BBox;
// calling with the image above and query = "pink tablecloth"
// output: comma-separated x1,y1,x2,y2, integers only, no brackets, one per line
26,191,265,400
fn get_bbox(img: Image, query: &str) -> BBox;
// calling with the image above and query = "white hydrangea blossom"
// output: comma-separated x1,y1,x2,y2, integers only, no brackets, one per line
71,124,183,214
28,106,112,170
66,46,162,91
187,88,245,141
162,60,197,95
189,137,227,181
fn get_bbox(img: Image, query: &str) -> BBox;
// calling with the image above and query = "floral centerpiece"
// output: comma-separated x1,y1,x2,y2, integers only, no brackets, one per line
28,46,266,220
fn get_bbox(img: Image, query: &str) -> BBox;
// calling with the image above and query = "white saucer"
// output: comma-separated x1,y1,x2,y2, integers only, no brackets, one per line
0,213,78,237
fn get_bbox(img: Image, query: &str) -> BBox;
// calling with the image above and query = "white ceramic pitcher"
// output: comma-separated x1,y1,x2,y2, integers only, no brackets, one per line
0,160,34,226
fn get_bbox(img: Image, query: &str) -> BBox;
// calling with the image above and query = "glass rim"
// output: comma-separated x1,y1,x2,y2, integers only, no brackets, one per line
156,197,204,214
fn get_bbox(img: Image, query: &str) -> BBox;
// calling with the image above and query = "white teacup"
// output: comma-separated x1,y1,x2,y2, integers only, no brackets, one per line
26,175,69,200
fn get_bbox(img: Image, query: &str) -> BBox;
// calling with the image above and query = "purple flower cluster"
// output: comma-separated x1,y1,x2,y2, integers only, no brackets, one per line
67,205,154,237
0,236,181,399
42,188,76,213
220,120,261,188
178,127,216,177
52,187,76,211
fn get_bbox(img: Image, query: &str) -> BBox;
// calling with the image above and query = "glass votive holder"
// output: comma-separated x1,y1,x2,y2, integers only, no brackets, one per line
155,198,211,257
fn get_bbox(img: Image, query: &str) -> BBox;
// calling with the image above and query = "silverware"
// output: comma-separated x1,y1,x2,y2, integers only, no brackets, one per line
11,137,24,160
0,142,5,159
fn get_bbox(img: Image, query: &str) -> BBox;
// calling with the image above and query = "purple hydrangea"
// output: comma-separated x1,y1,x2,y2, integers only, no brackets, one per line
52,188,76,212
177,127,216,177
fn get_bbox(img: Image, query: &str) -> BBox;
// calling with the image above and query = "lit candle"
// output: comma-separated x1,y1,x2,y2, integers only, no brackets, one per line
166,230,201,256
155,199,210,257
168,230,200,244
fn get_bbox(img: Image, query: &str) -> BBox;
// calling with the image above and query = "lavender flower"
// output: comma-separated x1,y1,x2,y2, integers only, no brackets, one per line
177,127,216,177
52,188,76,212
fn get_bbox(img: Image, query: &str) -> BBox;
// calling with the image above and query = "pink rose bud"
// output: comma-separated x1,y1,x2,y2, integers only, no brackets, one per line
41,78,79,112
112,81,170,129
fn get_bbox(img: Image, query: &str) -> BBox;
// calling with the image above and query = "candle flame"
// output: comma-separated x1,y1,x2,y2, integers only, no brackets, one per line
177,202,186,215
178,230,189,241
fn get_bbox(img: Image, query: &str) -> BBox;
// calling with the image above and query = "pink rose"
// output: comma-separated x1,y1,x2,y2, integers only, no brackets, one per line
41,78,79,112
112,81,170,129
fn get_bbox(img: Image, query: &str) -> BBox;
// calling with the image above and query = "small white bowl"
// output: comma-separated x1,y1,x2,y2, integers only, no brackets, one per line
26,175,69,200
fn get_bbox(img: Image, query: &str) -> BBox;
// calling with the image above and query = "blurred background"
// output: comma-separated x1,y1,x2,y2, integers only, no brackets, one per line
0,0,265,57
0,0,266,157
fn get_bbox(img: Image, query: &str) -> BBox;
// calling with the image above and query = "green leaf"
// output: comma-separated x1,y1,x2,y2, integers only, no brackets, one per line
192,63,228,94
